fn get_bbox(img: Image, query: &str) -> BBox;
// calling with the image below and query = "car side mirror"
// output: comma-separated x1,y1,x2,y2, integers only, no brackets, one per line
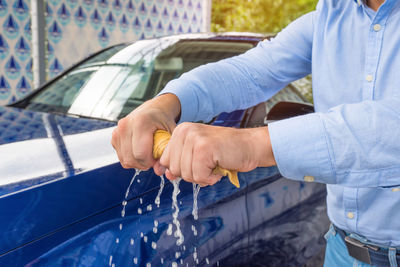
267,101,314,121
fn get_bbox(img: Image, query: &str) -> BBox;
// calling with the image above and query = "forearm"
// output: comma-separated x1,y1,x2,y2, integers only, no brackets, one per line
269,96,400,187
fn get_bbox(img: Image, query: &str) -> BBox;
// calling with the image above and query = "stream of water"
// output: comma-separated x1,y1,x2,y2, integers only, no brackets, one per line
171,178,184,246
112,170,207,265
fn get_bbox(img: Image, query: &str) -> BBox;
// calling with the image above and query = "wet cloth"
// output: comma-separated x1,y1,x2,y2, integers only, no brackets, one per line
160,0,400,247
153,130,240,188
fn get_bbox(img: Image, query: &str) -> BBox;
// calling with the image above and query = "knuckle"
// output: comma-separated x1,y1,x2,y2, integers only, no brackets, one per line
120,160,133,169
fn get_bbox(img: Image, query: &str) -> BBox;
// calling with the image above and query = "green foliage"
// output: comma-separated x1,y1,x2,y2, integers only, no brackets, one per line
211,0,318,33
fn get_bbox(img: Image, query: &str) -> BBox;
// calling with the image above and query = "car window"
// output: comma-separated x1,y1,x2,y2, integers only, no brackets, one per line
245,83,309,128
23,39,254,121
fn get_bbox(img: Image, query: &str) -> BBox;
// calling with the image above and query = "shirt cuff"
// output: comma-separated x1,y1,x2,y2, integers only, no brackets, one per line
268,113,336,183
158,79,200,123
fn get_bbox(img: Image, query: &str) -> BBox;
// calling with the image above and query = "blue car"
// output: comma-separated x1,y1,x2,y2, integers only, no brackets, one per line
0,33,329,266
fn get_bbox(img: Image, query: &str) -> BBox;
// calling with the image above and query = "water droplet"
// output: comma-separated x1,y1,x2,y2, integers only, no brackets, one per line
172,262,177,267
137,178,141,183
191,225,197,236
153,227,158,233
167,224,173,235
146,263,150,267
151,241,157,249
130,238,134,245
180,259,183,264
196,259,199,264
138,208,142,214
133,257,138,264
154,220,158,227
121,210,125,217
175,251,181,258
193,251,197,260
115,238,119,244
161,258,164,264
179,200,182,205
140,198,143,204
144,236,148,242
146,204,152,211
140,232,144,237
206,258,210,264
109,255,113,266
183,245,186,250
122,200,127,206
119,224,123,230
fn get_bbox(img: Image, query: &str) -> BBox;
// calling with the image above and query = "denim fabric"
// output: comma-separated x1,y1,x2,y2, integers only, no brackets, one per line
324,225,400,267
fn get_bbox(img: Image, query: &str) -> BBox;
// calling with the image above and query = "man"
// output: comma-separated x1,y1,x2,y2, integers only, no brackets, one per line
111,0,400,266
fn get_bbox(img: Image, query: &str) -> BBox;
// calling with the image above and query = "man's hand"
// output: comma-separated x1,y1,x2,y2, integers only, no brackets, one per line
159,123,276,186
111,94,180,174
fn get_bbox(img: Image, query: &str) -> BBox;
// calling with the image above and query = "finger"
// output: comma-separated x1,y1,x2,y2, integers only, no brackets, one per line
192,152,213,185
165,169,178,181
180,135,194,182
116,119,137,169
153,161,166,176
131,121,156,168
161,130,184,178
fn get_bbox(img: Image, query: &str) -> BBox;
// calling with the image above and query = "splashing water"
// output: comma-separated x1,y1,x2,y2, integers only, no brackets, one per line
167,224,173,236
154,175,165,208
120,170,141,219
171,178,184,246
192,183,201,220
191,225,198,236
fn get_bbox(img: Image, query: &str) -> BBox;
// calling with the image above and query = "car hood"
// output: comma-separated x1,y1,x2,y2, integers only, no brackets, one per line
0,105,117,196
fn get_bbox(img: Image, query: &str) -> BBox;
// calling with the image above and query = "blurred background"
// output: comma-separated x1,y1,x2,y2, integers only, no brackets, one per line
0,0,317,106
212,0,317,33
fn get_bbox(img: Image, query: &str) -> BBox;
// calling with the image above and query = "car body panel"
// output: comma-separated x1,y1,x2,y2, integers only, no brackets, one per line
0,33,327,266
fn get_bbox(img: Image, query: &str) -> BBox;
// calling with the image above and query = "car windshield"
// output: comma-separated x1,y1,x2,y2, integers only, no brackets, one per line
23,38,255,121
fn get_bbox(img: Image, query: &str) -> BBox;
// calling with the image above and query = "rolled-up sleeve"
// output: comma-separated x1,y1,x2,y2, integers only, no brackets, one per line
269,96,400,187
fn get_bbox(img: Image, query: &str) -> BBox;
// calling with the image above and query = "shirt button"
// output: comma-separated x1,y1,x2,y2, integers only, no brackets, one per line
373,24,381,32
304,175,314,182
347,212,355,219
366,75,373,82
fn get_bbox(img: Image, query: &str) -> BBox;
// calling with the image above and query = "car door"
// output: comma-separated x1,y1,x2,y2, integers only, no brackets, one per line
242,85,330,266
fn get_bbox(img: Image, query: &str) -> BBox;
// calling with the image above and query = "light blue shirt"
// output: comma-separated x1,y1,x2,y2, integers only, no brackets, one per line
161,0,400,247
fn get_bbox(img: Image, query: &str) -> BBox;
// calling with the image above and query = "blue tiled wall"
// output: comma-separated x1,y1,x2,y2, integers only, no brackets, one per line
0,0,206,105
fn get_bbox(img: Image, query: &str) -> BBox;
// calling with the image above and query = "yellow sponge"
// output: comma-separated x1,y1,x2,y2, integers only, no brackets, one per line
153,130,239,188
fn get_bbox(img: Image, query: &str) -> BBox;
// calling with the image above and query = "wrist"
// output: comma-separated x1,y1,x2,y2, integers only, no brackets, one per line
152,93,182,123
250,126,276,167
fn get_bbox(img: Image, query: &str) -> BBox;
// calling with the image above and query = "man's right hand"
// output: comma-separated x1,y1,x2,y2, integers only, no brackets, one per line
111,93,181,175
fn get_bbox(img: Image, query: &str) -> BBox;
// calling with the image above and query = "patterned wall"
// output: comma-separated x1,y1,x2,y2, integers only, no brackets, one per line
0,0,207,105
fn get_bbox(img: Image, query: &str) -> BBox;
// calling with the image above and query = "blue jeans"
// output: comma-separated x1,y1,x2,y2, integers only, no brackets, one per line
323,225,399,267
